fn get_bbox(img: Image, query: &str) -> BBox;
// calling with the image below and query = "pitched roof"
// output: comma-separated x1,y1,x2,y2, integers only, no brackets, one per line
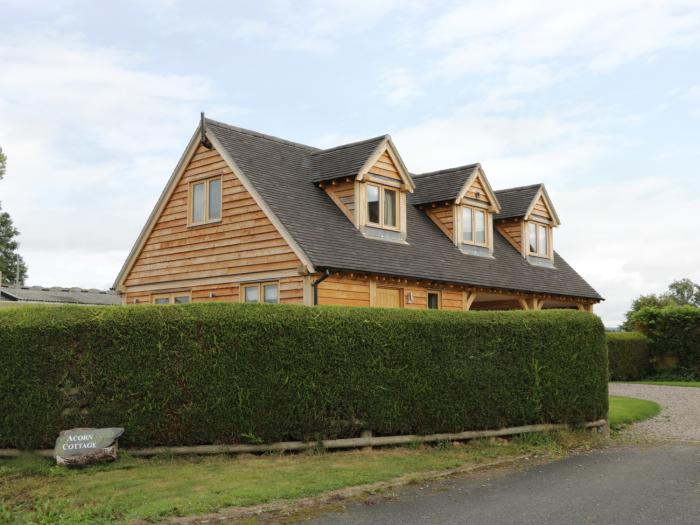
0,286,121,305
310,136,387,183
205,119,601,300
411,164,480,205
495,184,543,220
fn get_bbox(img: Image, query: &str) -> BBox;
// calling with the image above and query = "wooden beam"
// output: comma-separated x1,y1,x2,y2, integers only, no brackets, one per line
464,291,477,311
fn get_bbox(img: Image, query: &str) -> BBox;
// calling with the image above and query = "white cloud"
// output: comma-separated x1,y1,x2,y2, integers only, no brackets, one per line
425,1,700,75
0,34,213,288
378,68,423,105
393,102,699,326
556,178,700,326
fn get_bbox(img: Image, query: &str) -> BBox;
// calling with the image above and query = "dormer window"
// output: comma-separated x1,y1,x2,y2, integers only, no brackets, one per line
367,184,398,229
462,206,487,246
528,222,551,258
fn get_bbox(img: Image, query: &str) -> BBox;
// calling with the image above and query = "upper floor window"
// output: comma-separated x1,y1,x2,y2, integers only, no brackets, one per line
462,207,487,246
190,176,222,225
366,184,398,229
528,222,550,257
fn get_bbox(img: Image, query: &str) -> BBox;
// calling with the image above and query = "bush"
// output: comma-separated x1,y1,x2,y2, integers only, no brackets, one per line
0,304,608,449
606,332,650,380
634,306,700,378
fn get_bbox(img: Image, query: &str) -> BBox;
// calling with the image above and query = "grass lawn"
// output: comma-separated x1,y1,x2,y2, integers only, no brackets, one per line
608,395,662,429
627,381,700,388
0,432,594,524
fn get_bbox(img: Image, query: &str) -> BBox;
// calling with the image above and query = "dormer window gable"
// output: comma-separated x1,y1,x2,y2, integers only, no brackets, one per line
315,136,414,243
413,164,501,257
494,184,560,267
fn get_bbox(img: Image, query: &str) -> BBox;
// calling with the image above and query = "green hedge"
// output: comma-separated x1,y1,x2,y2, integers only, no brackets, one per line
634,306,700,377
606,332,650,380
0,304,608,449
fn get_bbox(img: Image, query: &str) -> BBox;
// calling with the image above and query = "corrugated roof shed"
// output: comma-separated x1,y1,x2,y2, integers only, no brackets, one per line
0,286,121,305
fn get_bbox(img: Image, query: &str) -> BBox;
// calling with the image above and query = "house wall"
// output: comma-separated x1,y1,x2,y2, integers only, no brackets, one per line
121,143,305,304
314,272,594,312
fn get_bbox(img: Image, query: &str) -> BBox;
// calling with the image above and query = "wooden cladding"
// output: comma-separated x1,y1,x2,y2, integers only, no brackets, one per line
497,221,524,254
530,194,553,222
323,179,356,224
425,204,454,239
369,150,402,182
463,174,490,204
124,276,304,305
314,272,593,312
122,144,302,290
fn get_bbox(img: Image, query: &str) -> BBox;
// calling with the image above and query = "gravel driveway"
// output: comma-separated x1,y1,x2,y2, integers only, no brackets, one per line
609,383,700,442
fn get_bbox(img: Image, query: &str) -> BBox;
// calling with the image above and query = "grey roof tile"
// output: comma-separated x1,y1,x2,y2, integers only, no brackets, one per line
206,119,601,300
411,164,480,205
310,135,387,183
495,184,542,220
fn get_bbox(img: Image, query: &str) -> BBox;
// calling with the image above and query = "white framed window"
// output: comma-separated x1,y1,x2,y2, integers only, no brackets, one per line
152,292,191,304
241,281,279,304
189,176,222,226
366,184,399,230
461,206,488,246
528,222,550,257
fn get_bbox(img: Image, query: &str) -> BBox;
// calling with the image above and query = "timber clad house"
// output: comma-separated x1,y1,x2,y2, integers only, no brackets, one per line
114,117,602,311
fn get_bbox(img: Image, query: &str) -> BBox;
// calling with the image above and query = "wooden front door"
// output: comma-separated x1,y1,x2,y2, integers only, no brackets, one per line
376,287,402,308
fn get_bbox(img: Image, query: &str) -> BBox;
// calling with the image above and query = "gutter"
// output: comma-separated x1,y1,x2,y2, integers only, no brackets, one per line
311,269,331,305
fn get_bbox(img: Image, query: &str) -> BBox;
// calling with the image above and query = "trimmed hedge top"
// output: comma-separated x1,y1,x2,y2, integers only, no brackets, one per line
0,304,608,449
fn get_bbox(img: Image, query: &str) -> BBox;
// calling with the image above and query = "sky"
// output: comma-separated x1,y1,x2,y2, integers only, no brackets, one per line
1,0,699,326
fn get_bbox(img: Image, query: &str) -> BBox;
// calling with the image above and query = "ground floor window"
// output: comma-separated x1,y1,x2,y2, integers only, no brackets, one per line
241,281,279,304
427,291,441,309
152,292,191,304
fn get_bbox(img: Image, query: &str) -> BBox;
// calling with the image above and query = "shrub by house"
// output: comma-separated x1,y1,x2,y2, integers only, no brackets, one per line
0,304,608,450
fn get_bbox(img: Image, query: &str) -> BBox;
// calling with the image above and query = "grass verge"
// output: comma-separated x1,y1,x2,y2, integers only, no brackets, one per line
0,431,598,524
627,381,700,388
608,395,661,429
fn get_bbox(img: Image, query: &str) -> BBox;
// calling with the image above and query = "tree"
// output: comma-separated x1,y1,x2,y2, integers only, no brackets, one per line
622,278,700,331
667,278,700,307
0,146,29,286
0,146,6,180
0,211,28,285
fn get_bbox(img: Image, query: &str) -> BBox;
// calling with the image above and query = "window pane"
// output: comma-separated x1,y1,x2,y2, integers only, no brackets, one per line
244,285,259,303
475,210,485,244
462,207,472,242
383,189,397,227
208,179,222,221
174,296,190,304
528,223,537,253
192,182,205,223
263,284,278,304
538,225,548,256
367,186,379,223
154,297,170,304
427,292,439,309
